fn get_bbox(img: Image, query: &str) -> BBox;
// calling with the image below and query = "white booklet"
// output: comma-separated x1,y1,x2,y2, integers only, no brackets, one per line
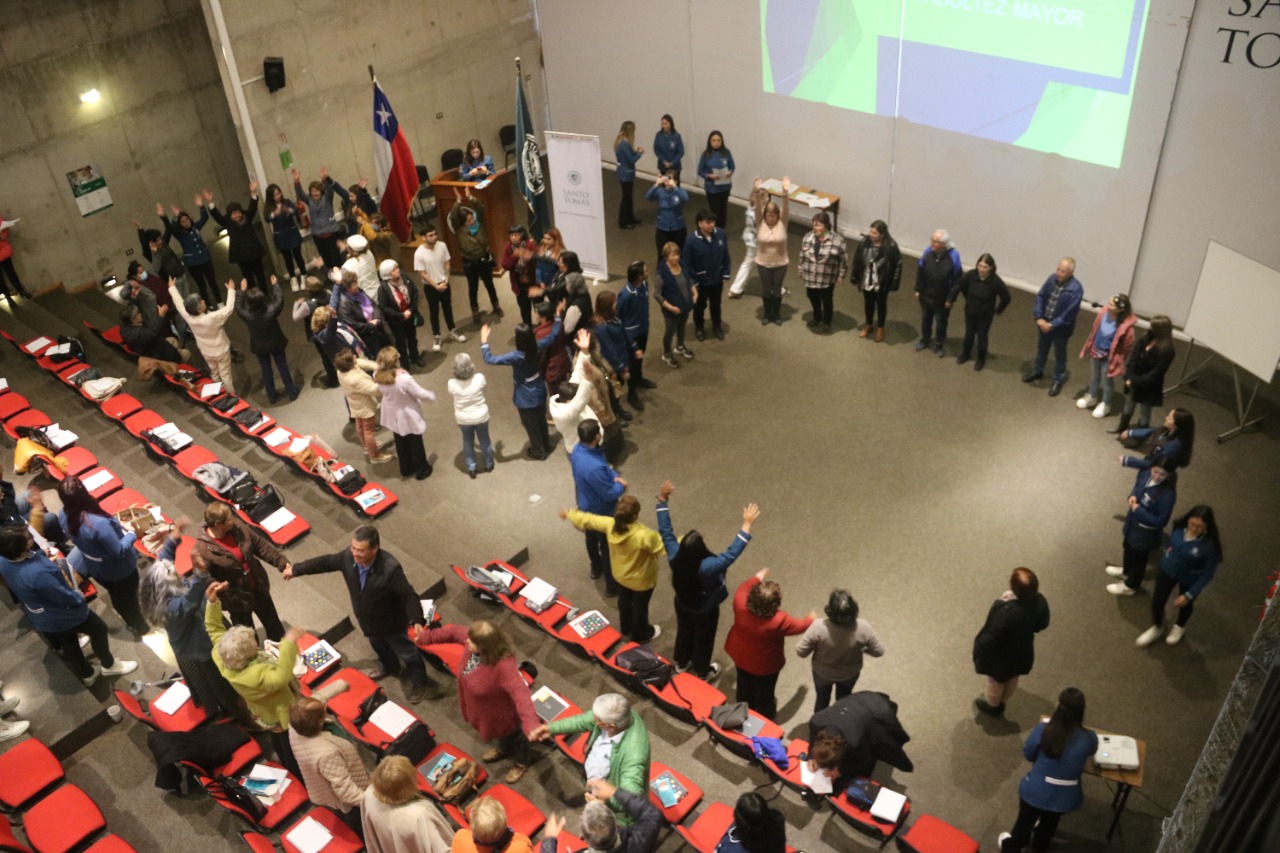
152,681,191,715
258,507,296,533
80,469,115,492
285,809,332,850
284,816,333,853
870,787,907,822
800,760,833,794
200,382,222,399
368,701,416,739
264,427,292,448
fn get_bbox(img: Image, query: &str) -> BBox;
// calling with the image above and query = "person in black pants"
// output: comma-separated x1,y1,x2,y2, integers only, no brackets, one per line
616,260,655,411
682,210,731,342
208,179,268,290
285,525,431,704
658,481,759,681
1105,458,1177,596
954,252,1011,370
376,259,424,367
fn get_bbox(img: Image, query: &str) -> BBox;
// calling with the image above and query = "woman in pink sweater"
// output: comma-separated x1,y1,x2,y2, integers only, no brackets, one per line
724,569,814,721
413,619,540,783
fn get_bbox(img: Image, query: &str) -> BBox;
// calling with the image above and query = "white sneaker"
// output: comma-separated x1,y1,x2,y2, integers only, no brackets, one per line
1107,583,1135,596
1105,565,1125,578
80,664,102,686
1076,395,1097,410
1092,402,1111,419
647,625,662,641
704,662,722,681
0,720,30,742
431,336,442,352
100,660,138,678
1166,625,1186,645
449,329,467,343
997,832,1012,851
0,697,19,716
1135,626,1163,648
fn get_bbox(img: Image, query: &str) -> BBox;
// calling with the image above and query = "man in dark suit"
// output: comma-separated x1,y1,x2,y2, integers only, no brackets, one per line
285,525,428,703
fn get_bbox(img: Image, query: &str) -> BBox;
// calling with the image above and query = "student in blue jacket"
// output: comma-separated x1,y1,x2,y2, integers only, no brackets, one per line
167,196,221,308
1107,458,1177,595
656,242,696,368
480,319,560,460
696,130,735,229
683,211,731,341
614,121,645,229
593,290,632,421
615,261,655,412
659,480,759,681
653,114,685,185
646,173,689,263
0,525,137,686
1120,407,1194,472
998,687,1098,853
57,476,150,637
1136,505,1222,648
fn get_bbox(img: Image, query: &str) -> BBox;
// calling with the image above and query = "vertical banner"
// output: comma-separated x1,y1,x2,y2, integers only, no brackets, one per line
544,132,608,281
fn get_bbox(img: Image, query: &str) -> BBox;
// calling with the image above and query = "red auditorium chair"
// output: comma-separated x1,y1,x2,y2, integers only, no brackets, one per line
23,784,106,853
3,409,52,440
238,831,275,853
649,761,703,825
0,739,65,812
829,785,911,841
0,821,32,853
47,446,98,479
896,814,980,853
195,761,310,831
451,784,545,839
100,393,144,424
416,743,489,804
646,671,725,726
112,689,157,729
279,807,363,853
761,739,815,797
555,616,623,662
0,392,30,421
120,408,167,442
79,467,123,500
674,802,735,853
704,708,785,761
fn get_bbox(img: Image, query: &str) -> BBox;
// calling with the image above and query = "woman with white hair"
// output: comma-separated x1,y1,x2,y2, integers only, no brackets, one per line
205,579,303,774
453,795,535,853
375,259,424,368
541,778,663,853
138,521,243,719
361,755,454,853
447,352,494,478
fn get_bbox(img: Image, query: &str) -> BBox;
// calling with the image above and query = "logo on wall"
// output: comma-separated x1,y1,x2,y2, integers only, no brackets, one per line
522,134,545,196
567,170,582,186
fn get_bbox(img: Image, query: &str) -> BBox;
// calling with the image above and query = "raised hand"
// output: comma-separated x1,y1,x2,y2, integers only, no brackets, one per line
754,567,770,582
319,166,329,180
359,177,368,188
658,479,675,501
248,178,259,196
155,202,165,217
269,274,279,287
742,502,761,530
226,279,237,290
206,580,230,602
479,323,491,344
202,189,214,203
240,279,248,291
574,328,591,351
170,204,181,217
290,167,301,183
543,814,565,840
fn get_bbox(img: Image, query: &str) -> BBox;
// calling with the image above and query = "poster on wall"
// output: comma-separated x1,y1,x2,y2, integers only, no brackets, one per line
544,132,607,280
66,165,112,217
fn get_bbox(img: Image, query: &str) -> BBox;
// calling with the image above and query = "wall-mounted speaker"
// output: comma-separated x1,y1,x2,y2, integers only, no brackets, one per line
264,57,286,93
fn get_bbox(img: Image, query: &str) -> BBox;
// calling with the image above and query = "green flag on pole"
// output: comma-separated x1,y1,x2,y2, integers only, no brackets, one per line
514,69,550,240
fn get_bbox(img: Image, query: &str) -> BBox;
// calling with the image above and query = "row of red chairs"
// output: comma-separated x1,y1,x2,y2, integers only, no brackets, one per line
447,561,981,852
80,320,398,519
0,739,141,853
1,333,310,548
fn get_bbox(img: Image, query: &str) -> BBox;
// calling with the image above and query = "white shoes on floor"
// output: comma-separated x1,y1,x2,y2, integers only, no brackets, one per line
0,719,29,742
1107,583,1135,596
82,660,139,686
1105,565,1125,578
1076,395,1097,409
1166,625,1186,645
0,696,19,716
1135,626,1163,648
1092,402,1111,418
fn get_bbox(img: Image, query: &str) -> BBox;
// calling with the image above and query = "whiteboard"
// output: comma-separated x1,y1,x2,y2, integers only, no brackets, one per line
1184,241,1280,383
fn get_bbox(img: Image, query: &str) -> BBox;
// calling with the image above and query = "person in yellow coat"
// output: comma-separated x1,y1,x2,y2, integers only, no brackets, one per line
559,481,669,643
205,580,303,775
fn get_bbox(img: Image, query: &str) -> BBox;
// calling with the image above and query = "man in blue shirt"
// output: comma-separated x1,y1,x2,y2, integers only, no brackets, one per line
682,210,731,341
1022,258,1084,397
570,421,627,596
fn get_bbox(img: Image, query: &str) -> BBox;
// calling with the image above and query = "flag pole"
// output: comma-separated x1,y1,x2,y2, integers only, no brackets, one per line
368,65,375,83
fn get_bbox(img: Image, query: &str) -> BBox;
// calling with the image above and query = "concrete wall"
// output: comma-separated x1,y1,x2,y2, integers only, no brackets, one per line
0,0,247,290
199,0,544,224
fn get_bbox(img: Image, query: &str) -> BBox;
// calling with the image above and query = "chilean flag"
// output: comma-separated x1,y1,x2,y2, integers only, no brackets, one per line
372,80,418,242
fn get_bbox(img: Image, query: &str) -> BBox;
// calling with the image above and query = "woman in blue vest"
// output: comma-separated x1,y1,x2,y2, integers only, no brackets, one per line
998,687,1098,853
1106,457,1177,595
696,131,735,229
614,121,644,229
481,319,561,460
653,114,685,185
1136,505,1223,648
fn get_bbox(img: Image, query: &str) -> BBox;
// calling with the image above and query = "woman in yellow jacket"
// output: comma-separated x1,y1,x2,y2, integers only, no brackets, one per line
560,485,666,643
205,579,303,776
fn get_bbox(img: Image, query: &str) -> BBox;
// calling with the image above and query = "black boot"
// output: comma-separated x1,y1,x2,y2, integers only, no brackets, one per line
627,387,645,411
1109,410,1131,436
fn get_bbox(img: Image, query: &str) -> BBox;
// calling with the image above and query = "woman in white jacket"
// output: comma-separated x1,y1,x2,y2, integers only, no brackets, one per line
447,353,494,478
373,347,435,480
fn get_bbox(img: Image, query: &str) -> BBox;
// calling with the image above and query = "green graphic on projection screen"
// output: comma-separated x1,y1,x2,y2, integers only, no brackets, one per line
761,0,1151,168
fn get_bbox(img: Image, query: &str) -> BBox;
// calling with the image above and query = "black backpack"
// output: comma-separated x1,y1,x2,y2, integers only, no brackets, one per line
615,645,674,689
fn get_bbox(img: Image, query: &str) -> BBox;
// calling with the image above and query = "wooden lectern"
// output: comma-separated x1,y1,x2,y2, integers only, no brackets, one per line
430,168,517,275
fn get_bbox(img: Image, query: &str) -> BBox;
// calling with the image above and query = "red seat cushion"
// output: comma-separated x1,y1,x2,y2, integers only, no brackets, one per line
83,835,138,853
215,739,264,778
3,410,50,440
81,468,123,500
674,802,734,853
150,687,209,733
100,394,143,423
99,489,152,517
24,784,106,853
238,832,276,853
281,808,363,853
415,744,489,802
0,739,64,809
830,787,911,840
55,446,99,478
121,409,166,439
649,761,702,825
112,689,156,729
896,814,980,853
0,393,30,419
173,445,219,480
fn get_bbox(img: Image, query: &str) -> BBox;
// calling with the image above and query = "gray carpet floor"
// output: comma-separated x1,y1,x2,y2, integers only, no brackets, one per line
1,172,1277,853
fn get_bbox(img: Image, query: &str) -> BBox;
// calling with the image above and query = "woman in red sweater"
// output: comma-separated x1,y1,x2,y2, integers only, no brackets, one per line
724,569,814,720
413,619,540,782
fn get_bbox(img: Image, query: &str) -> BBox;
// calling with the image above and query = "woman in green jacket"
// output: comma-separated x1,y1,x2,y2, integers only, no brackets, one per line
448,186,504,322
